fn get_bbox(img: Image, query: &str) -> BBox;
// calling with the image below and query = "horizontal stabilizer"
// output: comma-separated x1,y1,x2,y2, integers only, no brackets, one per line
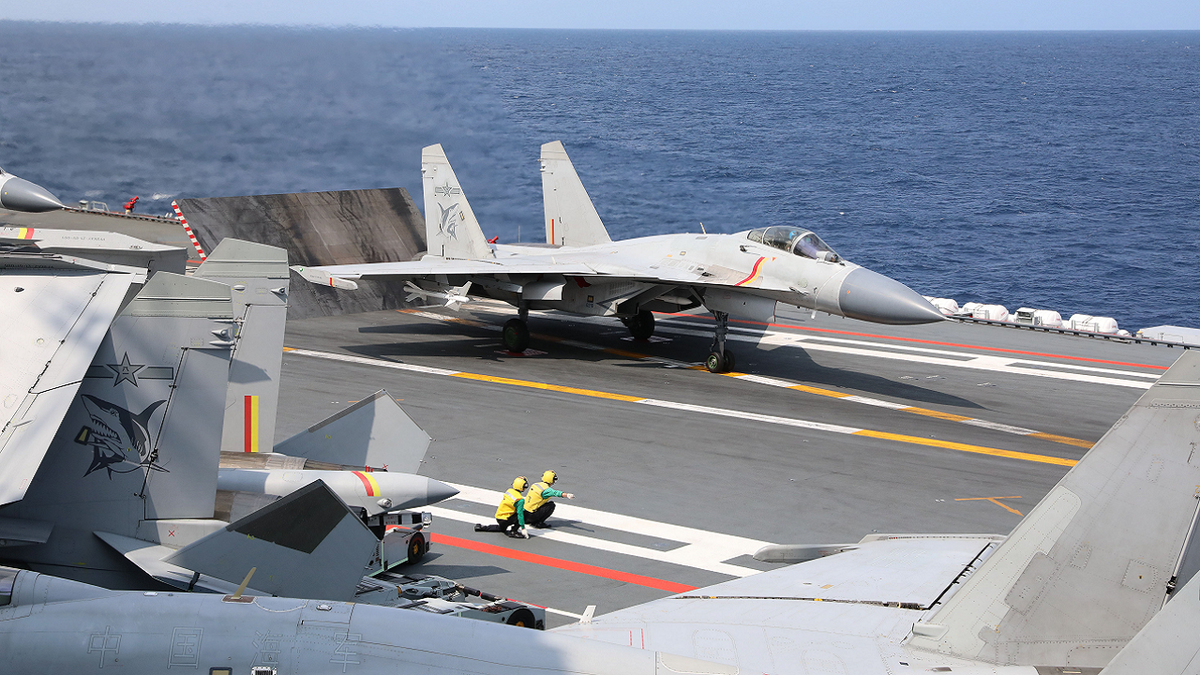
164,480,379,601
540,141,612,247
0,516,53,547
272,390,432,474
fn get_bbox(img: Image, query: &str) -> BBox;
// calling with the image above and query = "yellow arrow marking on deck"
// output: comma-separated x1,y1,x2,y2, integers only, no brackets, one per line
955,496,1025,516
284,347,1079,469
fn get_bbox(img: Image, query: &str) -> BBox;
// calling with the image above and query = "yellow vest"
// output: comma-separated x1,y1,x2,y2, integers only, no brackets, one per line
495,488,524,519
524,482,551,512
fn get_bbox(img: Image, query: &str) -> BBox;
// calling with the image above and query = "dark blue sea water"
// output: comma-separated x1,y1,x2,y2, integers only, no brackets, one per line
1,24,1197,330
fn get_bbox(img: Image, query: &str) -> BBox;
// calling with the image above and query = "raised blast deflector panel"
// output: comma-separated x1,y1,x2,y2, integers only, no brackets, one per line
421,143,493,260
175,187,425,318
272,390,432,474
907,351,1200,668
164,480,379,601
194,239,290,456
541,140,612,247
0,268,136,506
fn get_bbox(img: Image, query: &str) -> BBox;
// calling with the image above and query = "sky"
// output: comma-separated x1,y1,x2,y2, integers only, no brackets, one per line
2,0,1199,31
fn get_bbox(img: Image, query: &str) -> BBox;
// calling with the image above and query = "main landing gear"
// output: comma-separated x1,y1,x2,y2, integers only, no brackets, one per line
705,310,736,373
621,310,656,341
503,305,531,353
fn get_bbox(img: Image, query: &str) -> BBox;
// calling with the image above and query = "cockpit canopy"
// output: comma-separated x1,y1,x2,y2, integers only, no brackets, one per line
747,227,840,262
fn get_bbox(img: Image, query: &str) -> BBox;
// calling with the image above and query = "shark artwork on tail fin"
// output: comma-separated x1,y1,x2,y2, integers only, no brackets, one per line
77,396,167,477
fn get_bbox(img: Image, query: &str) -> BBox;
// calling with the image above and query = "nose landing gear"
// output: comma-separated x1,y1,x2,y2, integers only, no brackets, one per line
705,311,736,373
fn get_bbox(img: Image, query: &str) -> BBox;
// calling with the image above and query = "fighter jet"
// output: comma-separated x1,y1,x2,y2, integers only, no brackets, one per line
293,142,943,372
554,350,1200,672
0,564,734,675
0,168,64,212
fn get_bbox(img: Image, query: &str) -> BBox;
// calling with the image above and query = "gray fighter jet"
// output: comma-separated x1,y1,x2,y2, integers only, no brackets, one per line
293,143,943,372
0,563,733,675
0,168,64,212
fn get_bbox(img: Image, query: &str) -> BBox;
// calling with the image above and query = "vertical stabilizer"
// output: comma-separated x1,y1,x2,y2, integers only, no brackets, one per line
908,351,1200,667
271,390,432,473
3,273,233,564
540,140,612,247
194,239,290,456
421,144,493,259
0,260,143,506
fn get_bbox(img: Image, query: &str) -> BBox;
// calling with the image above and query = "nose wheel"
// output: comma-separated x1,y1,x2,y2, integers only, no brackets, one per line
705,311,736,373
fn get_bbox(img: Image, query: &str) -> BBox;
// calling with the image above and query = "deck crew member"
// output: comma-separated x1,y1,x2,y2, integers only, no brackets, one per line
523,470,574,529
475,476,529,538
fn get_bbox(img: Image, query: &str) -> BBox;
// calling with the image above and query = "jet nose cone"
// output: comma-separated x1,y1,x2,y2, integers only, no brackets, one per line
837,268,945,325
424,477,459,506
0,175,64,213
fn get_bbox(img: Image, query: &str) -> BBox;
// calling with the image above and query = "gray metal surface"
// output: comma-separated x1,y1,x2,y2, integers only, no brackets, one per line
0,264,139,506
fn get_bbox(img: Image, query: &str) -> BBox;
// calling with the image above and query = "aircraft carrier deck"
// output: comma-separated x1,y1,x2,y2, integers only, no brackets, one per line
274,299,1183,627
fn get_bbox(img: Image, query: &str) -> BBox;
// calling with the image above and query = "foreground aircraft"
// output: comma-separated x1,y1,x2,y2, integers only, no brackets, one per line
294,142,943,372
556,350,1200,672
0,565,734,675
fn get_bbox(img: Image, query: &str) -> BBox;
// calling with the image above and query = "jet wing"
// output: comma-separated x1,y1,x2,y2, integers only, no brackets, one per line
0,258,144,506
554,535,1000,672
299,256,795,293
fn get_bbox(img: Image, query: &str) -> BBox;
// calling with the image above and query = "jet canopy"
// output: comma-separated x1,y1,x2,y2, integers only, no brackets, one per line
747,227,840,262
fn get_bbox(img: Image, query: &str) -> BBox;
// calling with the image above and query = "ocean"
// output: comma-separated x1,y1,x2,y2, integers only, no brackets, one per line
0,23,1196,330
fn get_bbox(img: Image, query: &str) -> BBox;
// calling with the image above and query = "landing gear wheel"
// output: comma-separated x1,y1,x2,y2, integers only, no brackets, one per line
507,607,537,628
405,532,427,565
723,350,736,372
706,351,726,373
627,310,655,340
502,318,530,353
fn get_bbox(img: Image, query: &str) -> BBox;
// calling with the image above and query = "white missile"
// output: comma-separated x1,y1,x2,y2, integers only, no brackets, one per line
217,468,458,516
404,280,472,310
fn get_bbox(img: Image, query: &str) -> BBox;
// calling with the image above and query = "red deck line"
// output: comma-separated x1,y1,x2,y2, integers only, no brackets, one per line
660,312,1168,371
431,533,697,594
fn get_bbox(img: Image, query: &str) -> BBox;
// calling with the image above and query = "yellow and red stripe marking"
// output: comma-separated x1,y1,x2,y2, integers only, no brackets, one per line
243,395,259,452
17,227,33,239
431,533,697,593
734,256,767,286
353,471,381,497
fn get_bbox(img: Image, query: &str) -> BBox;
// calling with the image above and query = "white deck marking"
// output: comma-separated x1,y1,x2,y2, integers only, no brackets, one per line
434,482,772,578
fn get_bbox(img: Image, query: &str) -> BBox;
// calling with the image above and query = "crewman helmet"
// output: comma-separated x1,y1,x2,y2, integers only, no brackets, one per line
542,470,557,485
513,476,528,491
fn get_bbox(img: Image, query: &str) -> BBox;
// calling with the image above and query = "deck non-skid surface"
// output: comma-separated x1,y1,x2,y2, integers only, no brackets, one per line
275,303,1179,627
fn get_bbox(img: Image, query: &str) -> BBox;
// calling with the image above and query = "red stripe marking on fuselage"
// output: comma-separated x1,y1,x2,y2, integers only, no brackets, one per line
659,312,1168,370
352,471,376,496
734,256,766,286
431,533,697,594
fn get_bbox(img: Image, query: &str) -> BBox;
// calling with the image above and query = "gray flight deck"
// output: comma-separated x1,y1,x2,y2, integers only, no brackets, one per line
273,299,1180,627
